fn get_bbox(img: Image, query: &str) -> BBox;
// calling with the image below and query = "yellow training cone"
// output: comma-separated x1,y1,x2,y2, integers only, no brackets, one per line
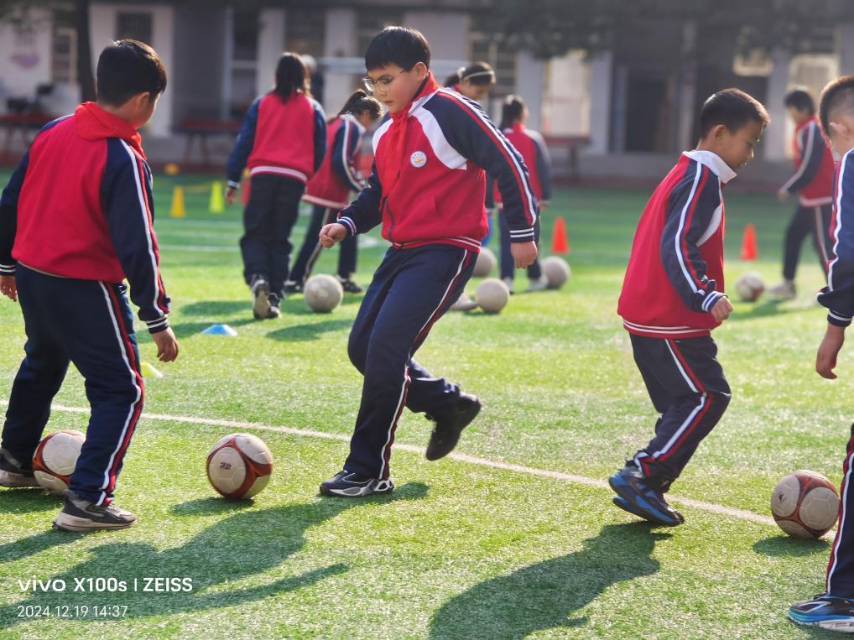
170,186,186,218
141,361,164,379
209,181,224,214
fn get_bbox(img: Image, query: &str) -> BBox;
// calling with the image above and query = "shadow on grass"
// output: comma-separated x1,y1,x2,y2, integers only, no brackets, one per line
266,318,353,342
178,300,250,317
752,534,830,557
729,300,812,323
0,488,61,513
429,522,669,639
0,482,428,629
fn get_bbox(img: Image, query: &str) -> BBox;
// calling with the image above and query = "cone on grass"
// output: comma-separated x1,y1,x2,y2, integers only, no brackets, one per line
170,186,186,218
551,216,569,255
209,181,224,214
741,223,758,261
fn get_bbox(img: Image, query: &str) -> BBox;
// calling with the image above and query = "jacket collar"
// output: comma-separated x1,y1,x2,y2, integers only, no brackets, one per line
683,149,737,184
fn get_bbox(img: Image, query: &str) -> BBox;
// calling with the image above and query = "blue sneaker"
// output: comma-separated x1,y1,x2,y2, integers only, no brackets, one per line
608,465,684,527
789,594,854,632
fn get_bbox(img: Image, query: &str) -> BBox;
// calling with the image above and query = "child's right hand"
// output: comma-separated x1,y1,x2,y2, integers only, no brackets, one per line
225,186,237,206
817,324,845,380
152,327,180,363
319,223,348,248
710,296,733,322
0,275,17,302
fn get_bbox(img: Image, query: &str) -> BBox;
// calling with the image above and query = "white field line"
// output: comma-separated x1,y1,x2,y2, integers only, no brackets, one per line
37,402,777,527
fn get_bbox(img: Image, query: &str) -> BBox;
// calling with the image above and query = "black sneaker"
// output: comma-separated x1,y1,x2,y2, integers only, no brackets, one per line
283,280,303,295
336,276,364,294
319,471,394,498
608,465,684,527
268,293,282,319
789,593,854,631
53,491,137,532
0,449,39,488
250,276,276,320
425,393,481,461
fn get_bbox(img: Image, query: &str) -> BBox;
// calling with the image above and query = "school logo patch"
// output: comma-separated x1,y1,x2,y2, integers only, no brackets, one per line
410,151,427,168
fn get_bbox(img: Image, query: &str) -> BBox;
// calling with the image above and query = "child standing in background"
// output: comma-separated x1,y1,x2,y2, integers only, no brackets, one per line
286,90,382,295
226,52,326,320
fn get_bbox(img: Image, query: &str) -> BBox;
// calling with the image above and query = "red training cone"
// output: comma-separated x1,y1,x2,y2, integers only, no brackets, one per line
552,216,569,255
740,223,758,261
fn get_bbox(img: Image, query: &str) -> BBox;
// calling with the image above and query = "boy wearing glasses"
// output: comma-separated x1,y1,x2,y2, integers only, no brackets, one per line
317,26,538,497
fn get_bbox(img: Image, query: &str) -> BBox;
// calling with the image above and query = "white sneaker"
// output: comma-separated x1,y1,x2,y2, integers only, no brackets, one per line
450,292,478,312
528,275,549,292
502,277,515,295
768,280,796,301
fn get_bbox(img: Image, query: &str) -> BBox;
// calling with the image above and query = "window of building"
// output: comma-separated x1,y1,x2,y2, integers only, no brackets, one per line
116,11,152,44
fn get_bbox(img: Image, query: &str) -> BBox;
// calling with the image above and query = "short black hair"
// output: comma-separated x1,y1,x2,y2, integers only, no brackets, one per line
784,88,816,115
820,75,854,138
96,39,167,106
699,88,769,138
364,26,430,71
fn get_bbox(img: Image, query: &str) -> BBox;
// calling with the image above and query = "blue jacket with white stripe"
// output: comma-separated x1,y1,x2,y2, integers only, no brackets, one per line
819,150,854,327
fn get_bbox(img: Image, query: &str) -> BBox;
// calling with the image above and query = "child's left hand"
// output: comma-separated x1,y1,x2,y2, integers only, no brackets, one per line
511,241,538,268
0,275,17,302
225,186,238,206
817,324,846,380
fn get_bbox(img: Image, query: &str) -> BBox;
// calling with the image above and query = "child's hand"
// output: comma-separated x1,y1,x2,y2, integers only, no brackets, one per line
511,241,538,268
0,275,17,302
225,186,237,206
817,324,845,380
319,223,347,248
777,188,790,203
710,296,733,322
152,327,180,363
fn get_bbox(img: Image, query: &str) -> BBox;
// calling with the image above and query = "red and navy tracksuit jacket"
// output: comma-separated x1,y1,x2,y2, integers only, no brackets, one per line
618,150,736,339
492,123,552,206
0,102,170,332
0,102,169,506
337,80,538,252
226,91,326,189
817,149,854,597
781,116,836,207
303,113,367,209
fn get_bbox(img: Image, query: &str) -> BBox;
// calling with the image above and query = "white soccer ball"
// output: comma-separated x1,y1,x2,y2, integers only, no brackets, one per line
32,430,85,494
771,470,839,539
735,272,765,302
207,433,273,500
476,278,510,314
542,256,571,289
473,247,496,278
304,275,343,313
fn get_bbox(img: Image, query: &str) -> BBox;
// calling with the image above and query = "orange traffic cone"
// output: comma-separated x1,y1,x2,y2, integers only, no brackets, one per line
740,223,758,261
551,216,569,255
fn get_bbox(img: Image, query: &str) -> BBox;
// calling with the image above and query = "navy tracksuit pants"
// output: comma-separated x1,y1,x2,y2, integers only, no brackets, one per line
1,266,143,505
782,203,832,281
344,244,476,479
826,425,854,597
629,334,731,491
289,204,358,284
240,174,304,296
498,212,542,281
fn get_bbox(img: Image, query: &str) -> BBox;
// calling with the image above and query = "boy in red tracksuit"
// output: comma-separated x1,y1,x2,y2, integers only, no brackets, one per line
317,26,539,497
769,88,837,300
0,40,178,532
612,88,769,526
226,52,326,320
287,90,382,294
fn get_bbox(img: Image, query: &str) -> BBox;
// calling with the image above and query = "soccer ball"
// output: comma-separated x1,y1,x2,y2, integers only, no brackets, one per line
32,430,85,494
207,433,273,500
473,248,496,278
735,272,764,302
476,278,510,314
304,275,343,313
542,256,571,289
771,470,839,539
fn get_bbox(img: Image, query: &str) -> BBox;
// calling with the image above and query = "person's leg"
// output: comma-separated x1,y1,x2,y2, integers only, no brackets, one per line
269,178,305,297
290,205,329,286
338,225,358,280
783,206,812,282
239,174,277,287
342,246,475,481
526,219,544,281
810,203,833,279
630,336,731,487
0,267,69,474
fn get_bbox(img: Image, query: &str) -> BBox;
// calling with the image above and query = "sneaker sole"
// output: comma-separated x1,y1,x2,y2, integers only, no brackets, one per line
425,401,482,461
0,470,40,488
788,610,854,632
53,512,137,533
608,476,683,527
318,480,394,498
